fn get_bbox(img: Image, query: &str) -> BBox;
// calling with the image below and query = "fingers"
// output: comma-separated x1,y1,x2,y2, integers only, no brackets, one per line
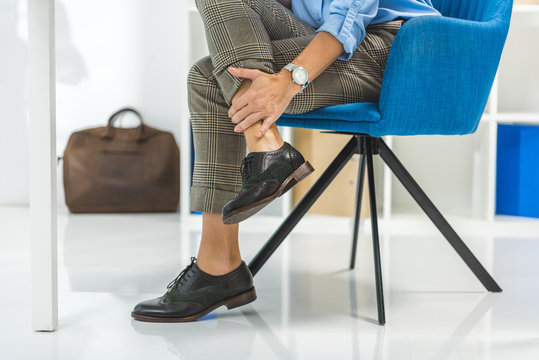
234,114,277,138
228,93,249,118
226,67,284,136
230,106,250,124
234,112,265,133
256,117,276,138
228,67,261,81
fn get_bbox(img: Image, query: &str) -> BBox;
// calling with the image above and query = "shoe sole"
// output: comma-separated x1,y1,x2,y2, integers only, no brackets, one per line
131,286,257,323
222,161,314,224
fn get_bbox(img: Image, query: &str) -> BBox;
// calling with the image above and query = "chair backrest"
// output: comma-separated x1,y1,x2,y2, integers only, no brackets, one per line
432,0,503,21
375,0,513,136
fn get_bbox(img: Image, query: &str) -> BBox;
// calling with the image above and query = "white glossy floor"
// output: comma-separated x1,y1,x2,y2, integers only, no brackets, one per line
2,206,539,359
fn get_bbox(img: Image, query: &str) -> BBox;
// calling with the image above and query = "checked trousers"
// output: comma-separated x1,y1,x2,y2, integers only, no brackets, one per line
188,0,403,214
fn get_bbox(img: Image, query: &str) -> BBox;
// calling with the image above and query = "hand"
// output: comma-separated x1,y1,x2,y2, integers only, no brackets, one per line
227,67,301,138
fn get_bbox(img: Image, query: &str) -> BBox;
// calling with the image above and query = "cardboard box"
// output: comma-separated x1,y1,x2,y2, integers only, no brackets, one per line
292,129,370,218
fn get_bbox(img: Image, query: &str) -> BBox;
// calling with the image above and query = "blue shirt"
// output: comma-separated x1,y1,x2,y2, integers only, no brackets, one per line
291,0,441,60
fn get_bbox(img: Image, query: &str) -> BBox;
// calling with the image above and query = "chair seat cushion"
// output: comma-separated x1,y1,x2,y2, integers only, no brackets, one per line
277,102,381,133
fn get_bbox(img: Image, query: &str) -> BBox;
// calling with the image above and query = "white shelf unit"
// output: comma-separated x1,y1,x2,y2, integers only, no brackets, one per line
182,3,539,221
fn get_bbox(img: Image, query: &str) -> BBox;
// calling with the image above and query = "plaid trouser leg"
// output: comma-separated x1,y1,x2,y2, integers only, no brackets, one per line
189,0,404,214
189,0,315,214
188,57,246,214
195,0,315,104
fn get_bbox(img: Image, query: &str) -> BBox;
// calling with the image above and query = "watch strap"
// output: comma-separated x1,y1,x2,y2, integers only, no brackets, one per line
283,63,298,72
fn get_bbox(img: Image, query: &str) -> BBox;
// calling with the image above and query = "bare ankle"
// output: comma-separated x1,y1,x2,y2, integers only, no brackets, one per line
252,135,284,152
196,257,242,276
246,124,285,152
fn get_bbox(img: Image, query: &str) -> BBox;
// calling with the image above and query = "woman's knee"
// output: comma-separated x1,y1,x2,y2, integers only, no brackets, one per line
188,56,229,116
187,56,214,89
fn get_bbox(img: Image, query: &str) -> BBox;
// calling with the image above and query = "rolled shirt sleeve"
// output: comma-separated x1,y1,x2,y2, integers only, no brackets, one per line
316,0,380,61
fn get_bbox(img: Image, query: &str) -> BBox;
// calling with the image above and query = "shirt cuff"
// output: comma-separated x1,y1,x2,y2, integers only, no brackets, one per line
315,12,366,61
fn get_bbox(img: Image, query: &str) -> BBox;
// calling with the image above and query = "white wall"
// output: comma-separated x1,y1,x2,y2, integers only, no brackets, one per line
390,127,489,217
498,10,539,113
0,0,28,204
0,0,187,205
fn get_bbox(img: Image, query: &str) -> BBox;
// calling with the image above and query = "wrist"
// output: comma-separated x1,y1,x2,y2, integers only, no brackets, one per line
278,70,302,96
282,63,310,93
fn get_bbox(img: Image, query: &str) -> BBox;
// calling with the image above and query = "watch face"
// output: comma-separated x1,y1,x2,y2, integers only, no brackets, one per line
293,68,308,85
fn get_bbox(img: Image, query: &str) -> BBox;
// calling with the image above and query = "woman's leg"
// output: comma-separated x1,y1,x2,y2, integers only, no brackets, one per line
188,56,245,274
189,84,285,277
195,0,315,106
190,1,404,272
132,1,404,323
189,0,316,274
195,213,241,275
231,79,284,152
194,0,315,153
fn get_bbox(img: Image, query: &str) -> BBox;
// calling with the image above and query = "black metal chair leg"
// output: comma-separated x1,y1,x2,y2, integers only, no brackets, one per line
248,136,358,276
365,138,386,325
350,153,366,269
377,139,502,292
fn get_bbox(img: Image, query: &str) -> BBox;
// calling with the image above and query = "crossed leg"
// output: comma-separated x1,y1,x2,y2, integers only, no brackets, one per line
189,0,402,274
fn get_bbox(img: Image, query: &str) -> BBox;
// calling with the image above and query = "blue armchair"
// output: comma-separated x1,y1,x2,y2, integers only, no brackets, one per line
248,0,513,325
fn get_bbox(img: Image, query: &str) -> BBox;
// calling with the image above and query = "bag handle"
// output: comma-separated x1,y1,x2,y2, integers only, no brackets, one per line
108,107,143,126
102,107,147,141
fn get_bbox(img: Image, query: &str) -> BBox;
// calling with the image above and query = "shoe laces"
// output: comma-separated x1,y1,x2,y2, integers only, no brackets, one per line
163,257,196,297
240,155,255,180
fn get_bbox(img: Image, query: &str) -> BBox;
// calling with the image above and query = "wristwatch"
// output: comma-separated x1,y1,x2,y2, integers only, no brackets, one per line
283,63,309,91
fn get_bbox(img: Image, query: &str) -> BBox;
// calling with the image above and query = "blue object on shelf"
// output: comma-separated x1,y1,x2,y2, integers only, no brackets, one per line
496,124,539,218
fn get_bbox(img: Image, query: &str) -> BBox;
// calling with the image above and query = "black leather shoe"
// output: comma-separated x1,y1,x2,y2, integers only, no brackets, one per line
131,257,256,322
222,142,314,224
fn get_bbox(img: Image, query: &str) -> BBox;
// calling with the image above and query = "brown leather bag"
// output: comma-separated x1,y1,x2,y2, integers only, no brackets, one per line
63,108,180,213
